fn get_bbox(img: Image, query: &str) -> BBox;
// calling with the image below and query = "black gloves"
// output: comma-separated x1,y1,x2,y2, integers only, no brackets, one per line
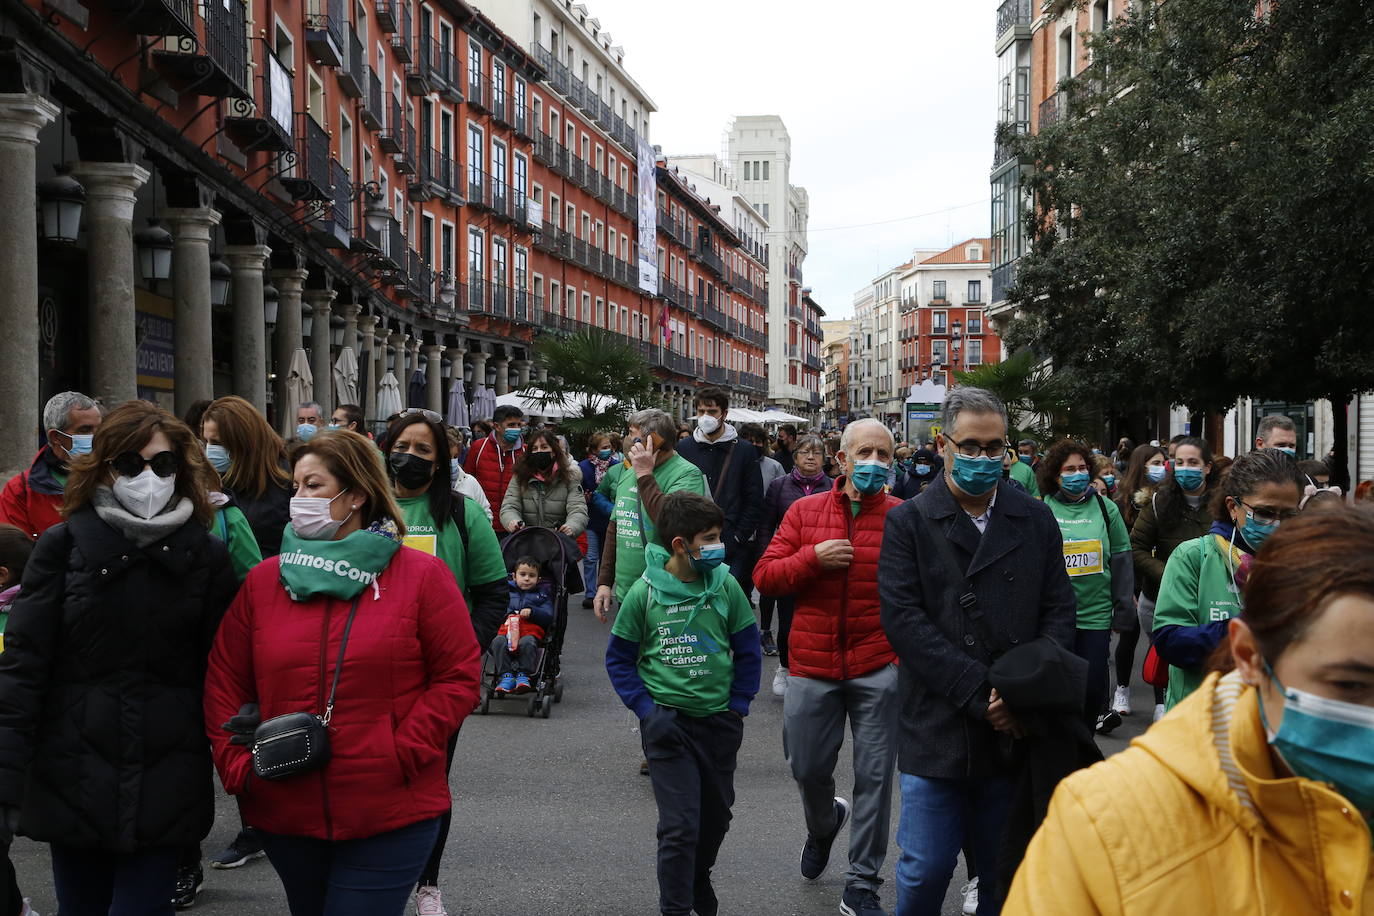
223,702,262,747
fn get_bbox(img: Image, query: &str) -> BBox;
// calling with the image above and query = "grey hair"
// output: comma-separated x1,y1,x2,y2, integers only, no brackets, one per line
43,391,101,432
1256,414,1296,442
793,434,825,454
839,418,893,456
942,386,1008,437
628,408,677,446
298,401,322,414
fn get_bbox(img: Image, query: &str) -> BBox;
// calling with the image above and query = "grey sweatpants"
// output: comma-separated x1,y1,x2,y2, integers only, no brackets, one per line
782,663,899,892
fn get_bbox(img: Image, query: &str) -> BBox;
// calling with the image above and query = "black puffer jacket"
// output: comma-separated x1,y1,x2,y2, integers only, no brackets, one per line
230,479,291,557
0,505,237,851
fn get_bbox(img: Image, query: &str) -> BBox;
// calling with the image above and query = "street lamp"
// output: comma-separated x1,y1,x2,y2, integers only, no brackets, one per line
36,166,85,243
437,271,457,309
134,219,174,281
263,282,280,325
347,181,390,234
210,257,231,307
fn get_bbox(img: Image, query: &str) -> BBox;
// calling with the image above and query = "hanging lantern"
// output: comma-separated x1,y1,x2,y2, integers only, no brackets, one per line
36,167,85,243
263,282,280,325
134,219,174,281
210,257,232,307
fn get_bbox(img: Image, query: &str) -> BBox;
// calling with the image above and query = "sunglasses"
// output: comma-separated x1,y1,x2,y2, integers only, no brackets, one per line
109,451,178,478
401,408,444,424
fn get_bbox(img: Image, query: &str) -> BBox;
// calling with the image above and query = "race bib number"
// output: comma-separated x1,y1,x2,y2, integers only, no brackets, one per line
403,534,437,556
1063,539,1103,577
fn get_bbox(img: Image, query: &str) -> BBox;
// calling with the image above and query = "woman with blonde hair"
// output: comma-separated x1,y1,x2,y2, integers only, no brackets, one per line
201,396,292,558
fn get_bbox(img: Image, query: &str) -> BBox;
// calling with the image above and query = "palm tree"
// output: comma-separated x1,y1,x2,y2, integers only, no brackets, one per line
531,329,661,450
953,350,1091,443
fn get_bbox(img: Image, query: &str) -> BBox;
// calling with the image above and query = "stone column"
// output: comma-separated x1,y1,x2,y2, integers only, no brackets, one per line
492,357,510,396
512,358,532,390
535,366,548,385
388,331,407,379
163,206,221,414
340,303,360,357
304,289,336,410
0,94,58,481
71,160,149,409
224,244,271,412
444,345,466,416
424,345,444,414
357,314,377,421
269,267,308,437
468,350,488,394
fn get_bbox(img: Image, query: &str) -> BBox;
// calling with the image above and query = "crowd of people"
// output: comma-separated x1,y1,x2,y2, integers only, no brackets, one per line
0,385,1370,916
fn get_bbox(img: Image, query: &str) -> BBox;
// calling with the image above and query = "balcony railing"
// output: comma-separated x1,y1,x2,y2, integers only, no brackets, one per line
996,0,1032,39
225,42,293,152
468,72,491,112
107,0,194,38
378,96,403,153
376,0,397,32
992,260,1017,303
428,38,456,88
281,115,332,201
1039,91,1062,129
361,66,383,130
150,0,250,99
390,3,412,62
337,26,364,97
305,0,344,67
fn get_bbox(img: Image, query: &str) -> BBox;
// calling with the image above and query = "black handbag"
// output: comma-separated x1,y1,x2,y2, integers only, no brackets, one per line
250,595,362,781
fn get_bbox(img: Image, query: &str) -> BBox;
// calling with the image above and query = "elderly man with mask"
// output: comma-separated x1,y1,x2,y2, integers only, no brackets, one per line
754,418,903,916
0,391,104,540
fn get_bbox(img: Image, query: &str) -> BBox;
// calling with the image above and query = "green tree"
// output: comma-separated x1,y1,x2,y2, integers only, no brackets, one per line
531,328,661,452
1005,0,1374,485
954,350,1094,444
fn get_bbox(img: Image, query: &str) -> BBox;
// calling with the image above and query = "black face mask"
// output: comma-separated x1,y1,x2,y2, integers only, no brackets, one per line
389,452,434,489
528,451,555,472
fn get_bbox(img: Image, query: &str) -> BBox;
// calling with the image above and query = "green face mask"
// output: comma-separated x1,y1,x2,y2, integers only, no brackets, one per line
277,527,401,601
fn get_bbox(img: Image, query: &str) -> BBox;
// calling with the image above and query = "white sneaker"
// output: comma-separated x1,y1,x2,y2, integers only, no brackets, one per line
1112,685,1132,716
415,886,448,916
960,876,979,915
772,666,789,697
1153,703,1166,723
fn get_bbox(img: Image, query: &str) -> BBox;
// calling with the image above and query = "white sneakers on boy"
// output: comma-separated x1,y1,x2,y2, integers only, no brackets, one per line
1111,685,1132,716
772,666,789,697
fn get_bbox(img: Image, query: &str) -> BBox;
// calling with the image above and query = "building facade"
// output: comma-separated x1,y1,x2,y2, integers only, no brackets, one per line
820,318,852,429
897,239,1000,390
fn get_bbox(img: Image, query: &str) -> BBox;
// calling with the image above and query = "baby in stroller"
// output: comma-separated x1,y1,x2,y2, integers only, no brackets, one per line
493,556,554,695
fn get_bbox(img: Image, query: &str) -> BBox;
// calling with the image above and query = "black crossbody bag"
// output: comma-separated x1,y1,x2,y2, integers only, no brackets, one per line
250,595,362,781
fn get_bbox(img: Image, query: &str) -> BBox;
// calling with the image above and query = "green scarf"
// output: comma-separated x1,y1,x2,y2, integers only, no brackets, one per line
640,542,730,628
278,525,401,601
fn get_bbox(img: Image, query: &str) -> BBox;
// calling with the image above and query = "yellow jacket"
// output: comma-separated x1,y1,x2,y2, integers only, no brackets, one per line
1005,671,1373,915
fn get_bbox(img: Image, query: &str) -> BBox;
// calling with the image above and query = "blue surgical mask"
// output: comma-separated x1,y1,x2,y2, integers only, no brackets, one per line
450,458,460,481
328,422,343,430
1277,447,1297,457
598,448,613,460
1175,467,1205,491
66,433,94,457
1101,474,1116,490
1060,471,1090,496
205,444,231,474
296,423,318,442
850,460,890,496
914,464,932,477
1018,454,1034,466
1239,506,1281,551
1146,465,1168,483
503,428,523,445
1258,663,1374,820
950,453,1002,496
691,542,727,572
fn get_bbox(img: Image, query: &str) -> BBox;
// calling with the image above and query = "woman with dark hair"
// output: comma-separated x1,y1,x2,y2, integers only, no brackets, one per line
203,430,481,916
1007,506,1374,913
1038,439,1135,732
1151,448,1303,711
500,430,588,536
1116,443,1168,531
382,410,506,915
0,402,237,914
202,395,292,558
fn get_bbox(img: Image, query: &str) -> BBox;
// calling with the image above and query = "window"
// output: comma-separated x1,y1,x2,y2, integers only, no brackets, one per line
967,280,982,303
514,78,526,121
441,222,454,277
932,340,949,366
492,239,507,287
513,153,527,203
966,339,983,367
467,124,483,187
467,227,484,282
468,40,481,87
549,193,560,226
966,311,983,334
761,203,769,220
581,292,590,322
493,60,506,104
274,22,295,69
307,70,325,125
514,247,528,291
421,214,433,265
339,111,353,171
933,280,948,301
762,160,769,181
932,310,948,334
491,139,507,192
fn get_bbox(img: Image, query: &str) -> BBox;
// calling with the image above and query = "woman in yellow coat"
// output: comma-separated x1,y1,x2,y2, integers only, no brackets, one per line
1005,506,1374,915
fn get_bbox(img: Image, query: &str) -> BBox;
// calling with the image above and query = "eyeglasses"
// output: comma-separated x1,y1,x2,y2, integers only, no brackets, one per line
109,451,178,478
400,408,444,424
951,439,1009,459
1238,500,1299,526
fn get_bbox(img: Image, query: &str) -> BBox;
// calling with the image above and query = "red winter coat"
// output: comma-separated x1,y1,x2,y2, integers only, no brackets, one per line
203,546,480,841
463,434,524,531
0,448,66,540
753,483,899,681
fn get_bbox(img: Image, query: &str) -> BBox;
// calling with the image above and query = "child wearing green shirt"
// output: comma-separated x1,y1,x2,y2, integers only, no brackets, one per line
605,492,761,916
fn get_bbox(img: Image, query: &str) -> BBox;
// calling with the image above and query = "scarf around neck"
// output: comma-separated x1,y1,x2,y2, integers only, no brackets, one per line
92,486,195,547
278,520,402,601
640,542,729,628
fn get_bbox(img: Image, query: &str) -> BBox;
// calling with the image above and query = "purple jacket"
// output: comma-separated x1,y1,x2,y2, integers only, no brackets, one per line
759,472,835,549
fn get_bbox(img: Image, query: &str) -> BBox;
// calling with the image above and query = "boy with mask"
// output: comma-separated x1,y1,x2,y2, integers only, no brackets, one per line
606,492,761,916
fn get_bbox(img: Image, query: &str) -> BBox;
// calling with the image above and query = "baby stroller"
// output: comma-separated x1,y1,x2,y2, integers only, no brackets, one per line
477,526,583,718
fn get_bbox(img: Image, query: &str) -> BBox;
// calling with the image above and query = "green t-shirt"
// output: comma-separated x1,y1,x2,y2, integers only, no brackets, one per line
1047,493,1130,630
210,505,264,583
1154,535,1243,709
1009,460,1040,499
611,564,755,717
610,455,707,601
396,494,507,595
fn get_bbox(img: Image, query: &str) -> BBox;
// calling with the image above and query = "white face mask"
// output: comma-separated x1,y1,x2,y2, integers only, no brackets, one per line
290,490,353,540
112,468,178,520
697,415,721,435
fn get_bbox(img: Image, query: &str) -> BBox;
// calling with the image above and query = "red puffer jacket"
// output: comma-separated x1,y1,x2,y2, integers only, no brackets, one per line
754,483,899,680
203,547,480,841
463,435,524,531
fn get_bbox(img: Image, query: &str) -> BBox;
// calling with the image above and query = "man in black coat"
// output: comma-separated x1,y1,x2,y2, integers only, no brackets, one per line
674,386,762,587
878,386,1076,916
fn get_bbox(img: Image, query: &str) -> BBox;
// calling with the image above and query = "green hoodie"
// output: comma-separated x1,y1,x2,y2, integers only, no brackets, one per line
610,543,755,717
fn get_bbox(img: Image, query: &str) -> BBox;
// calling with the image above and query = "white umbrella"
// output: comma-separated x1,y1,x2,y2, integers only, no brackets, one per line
284,349,313,432
726,407,765,424
445,377,470,428
496,388,612,420
332,347,360,407
376,371,404,421
471,384,497,421
760,408,807,424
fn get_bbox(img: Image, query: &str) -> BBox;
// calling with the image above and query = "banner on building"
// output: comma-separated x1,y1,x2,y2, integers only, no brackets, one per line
636,135,657,296
135,289,176,411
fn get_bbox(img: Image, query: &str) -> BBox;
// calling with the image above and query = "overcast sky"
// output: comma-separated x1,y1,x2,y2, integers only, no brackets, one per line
567,0,996,319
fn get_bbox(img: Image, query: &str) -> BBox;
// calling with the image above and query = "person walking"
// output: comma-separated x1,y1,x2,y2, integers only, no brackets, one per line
1151,449,1303,711
756,435,833,693
878,388,1076,915
203,430,482,916
754,419,902,916
891,447,940,500
0,402,237,914
201,396,293,559
328,404,366,435
1253,414,1298,454
463,405,527,537
500,431,588,537
0,390,103,540
578,433,617,609
445,426,492,521
1038,440,1135,734
1006,506,1374,913
774,424,799,473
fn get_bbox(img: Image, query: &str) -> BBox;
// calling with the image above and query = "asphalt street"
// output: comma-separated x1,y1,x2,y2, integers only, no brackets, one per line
9,602,1153,916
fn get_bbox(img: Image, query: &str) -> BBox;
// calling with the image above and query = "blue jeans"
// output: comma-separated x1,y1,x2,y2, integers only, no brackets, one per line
582,527,602,600
50,844,179,916
894,773,1013,916
259,817,441,916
